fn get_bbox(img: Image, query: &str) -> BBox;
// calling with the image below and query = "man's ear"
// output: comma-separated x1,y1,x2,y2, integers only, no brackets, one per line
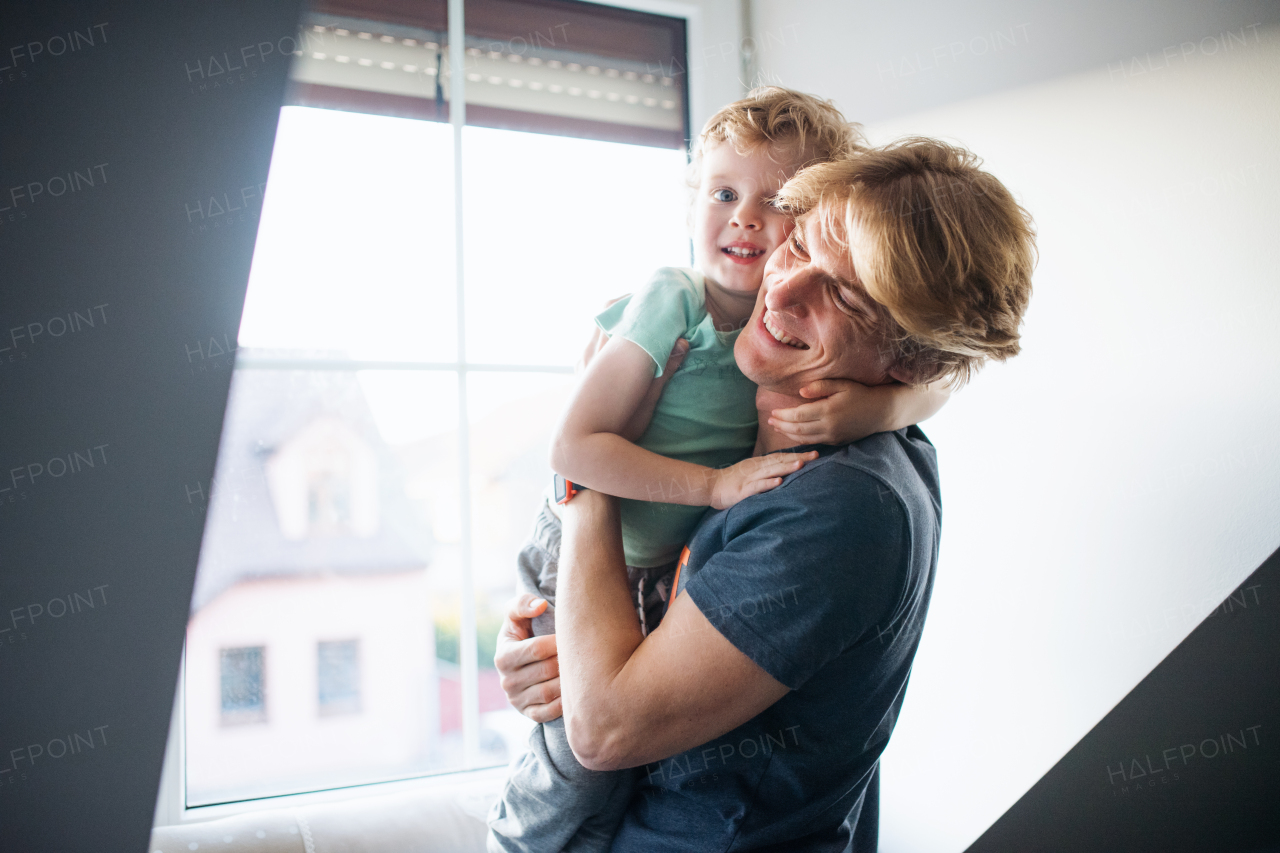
886,363,920,386
887,359,945,387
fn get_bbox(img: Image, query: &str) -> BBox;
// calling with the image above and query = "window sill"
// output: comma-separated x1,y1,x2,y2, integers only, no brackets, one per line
151,765,508,853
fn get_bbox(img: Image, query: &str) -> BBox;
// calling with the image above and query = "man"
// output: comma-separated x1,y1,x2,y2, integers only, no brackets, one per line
496,138,1036,849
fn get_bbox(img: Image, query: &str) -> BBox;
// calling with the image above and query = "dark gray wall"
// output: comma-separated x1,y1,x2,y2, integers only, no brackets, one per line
0,2,300,849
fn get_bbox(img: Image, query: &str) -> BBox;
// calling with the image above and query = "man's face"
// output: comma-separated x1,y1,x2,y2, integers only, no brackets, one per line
735,215,905,394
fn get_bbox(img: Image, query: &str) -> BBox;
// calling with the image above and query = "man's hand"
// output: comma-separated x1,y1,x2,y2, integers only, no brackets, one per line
494,594,562,723
707,450,818,510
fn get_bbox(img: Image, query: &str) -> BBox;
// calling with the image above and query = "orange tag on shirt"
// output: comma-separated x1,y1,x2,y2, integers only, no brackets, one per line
671,546,691,602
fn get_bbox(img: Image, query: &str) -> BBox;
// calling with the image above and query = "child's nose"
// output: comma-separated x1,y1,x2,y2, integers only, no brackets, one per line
731,200,763,230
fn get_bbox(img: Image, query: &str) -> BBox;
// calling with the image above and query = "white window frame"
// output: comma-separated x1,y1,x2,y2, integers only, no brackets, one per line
154,0,708,829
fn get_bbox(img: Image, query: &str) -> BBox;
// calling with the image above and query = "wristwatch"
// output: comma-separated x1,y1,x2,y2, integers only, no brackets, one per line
553,473,588,505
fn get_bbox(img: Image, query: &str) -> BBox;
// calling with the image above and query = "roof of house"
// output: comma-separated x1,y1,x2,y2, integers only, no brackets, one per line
191,363,434,611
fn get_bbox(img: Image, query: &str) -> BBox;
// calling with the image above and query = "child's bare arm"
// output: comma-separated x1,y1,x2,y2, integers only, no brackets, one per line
553,334,814,509
578,296,688,443
767,379,952,446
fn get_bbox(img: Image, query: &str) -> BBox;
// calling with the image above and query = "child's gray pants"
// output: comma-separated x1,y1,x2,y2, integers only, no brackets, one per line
486,503,674,853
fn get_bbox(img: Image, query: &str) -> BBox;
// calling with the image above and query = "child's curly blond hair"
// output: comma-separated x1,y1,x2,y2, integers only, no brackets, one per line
690,86,866,184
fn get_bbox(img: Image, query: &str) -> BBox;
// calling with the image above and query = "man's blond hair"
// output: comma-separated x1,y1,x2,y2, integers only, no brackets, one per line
691,87,866,180
777,138,1036,386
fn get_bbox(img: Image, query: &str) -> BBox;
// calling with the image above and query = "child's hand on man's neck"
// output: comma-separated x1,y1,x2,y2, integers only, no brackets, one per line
702,275,760,332
754,387,809,454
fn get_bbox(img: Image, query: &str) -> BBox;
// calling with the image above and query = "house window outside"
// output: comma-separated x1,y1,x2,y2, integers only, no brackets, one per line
220,647,266,725
318,639,362,715
308,468,353,532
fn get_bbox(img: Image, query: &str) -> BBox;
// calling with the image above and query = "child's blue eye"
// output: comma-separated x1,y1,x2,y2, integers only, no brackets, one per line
712,189,737,203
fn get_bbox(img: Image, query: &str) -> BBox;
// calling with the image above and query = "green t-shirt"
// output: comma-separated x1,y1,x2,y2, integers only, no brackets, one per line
595,267,759,567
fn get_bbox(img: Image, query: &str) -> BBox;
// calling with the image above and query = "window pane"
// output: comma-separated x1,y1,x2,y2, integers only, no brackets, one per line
185,368,464,805
466,371,576,760
220,647,266,724
318,640,361,715
238,106,457,361
461,126,689,366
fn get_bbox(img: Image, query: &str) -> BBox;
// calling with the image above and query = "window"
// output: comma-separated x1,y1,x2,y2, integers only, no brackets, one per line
318,640,362,715
307,469,352,532
173,0,691,813
219,647,266,725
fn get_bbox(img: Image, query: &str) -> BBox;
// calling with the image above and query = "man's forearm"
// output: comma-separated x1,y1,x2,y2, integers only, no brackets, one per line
556,492,646,769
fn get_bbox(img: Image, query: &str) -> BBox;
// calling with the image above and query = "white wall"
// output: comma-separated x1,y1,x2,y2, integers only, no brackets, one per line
753,5,1280,851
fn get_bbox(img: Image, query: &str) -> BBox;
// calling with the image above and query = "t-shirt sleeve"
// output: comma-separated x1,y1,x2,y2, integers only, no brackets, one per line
595,267,703,378
683,464,912,690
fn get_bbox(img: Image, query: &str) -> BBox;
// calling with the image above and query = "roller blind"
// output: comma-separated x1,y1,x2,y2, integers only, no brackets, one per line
287,0,689,148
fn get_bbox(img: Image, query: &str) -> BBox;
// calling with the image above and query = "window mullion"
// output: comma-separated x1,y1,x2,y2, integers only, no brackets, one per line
449,0,481,768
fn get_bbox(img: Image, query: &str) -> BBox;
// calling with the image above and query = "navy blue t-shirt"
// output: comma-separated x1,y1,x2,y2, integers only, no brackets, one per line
610,427,941,852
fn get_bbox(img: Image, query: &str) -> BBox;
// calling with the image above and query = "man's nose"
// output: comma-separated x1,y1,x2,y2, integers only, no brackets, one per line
764,268,816,316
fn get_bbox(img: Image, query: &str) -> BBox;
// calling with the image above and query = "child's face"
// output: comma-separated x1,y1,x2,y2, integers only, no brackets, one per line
693,141,803,295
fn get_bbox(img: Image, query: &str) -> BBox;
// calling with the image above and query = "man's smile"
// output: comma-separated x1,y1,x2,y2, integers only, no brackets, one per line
763,312,809,349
